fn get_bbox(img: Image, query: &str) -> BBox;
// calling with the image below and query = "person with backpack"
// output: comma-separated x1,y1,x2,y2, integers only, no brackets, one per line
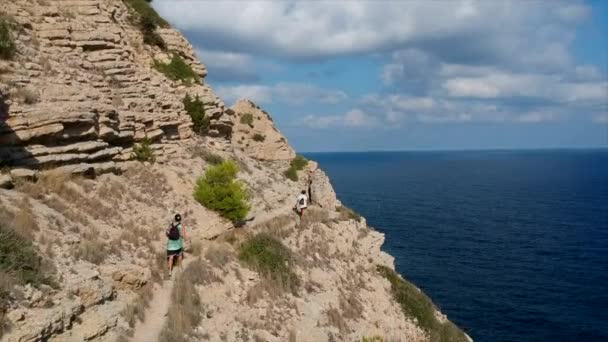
166,213,186,277
294,190,308,219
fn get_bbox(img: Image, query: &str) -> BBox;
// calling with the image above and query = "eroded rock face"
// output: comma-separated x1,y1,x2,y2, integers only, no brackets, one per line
0,0,227,173
230,99,296,161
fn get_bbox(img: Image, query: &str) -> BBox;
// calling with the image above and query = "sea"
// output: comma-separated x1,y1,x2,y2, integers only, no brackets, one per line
304,149,608,342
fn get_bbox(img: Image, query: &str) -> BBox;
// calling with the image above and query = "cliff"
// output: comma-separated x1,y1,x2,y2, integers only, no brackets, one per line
0,1,471,341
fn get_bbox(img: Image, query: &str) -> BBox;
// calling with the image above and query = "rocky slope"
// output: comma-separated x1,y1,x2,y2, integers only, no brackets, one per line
0,1,471,342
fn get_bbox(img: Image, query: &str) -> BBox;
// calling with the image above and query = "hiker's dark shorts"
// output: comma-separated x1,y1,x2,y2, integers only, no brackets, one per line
166,248,182,258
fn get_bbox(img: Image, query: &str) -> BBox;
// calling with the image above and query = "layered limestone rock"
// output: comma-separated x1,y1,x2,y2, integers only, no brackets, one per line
230,99,295,161
0,0,228,174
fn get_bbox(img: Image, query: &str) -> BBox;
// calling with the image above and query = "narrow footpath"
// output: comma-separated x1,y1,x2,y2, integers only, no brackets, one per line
129,259,193,342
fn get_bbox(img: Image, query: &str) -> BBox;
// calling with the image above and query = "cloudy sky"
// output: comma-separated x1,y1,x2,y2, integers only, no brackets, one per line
154,0,607,152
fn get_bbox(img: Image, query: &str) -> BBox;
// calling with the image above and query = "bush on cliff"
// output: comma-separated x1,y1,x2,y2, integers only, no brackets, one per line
123,0,168,49
284,155,308,182
252,133,265,142
240,113,254,127
239,233,299,294
153,54,199,84
183,94,209,134
132,138,155,162
0,16,17,60
0,209,57,291
377,265,469,342
194,160,249,222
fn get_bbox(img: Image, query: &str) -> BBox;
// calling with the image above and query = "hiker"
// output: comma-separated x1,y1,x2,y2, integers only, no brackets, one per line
307,170,313,205
166,213,186,277
294,190,308,219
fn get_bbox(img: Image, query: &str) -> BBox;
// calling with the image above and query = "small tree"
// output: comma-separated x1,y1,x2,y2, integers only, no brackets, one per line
183,94,209,134
240,113,254,127
194,160,249,221
0,17,16,60
252,133,265,142
132,138,155,162
153,54,199,84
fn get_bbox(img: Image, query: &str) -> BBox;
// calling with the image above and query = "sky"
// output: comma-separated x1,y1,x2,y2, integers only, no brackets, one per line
153,0,608,152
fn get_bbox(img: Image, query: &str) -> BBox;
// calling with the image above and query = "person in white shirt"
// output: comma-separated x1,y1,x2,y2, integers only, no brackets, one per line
294,190,308,219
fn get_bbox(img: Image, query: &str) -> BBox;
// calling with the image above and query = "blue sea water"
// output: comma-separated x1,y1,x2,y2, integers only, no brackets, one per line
304,150,608,342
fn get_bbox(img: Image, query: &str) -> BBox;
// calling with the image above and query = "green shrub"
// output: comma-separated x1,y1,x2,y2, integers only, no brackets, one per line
252,133,265,142
203,152,223,165
183,94,209,134
0,216,55,288
123,0,168,49
291,155,308,170
193,160,249,221
132,138,155,162
361,336,384,342
240,113,254,127
284,155,308,182
377,265,469,342
284,167,298,182
239,233,299,293
153,54,199,84
123,0,168,26
139,15,165,49
0,16,17,60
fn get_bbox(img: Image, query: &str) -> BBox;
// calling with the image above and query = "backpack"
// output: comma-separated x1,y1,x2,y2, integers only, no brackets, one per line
167,222,180,240
299,197,305,206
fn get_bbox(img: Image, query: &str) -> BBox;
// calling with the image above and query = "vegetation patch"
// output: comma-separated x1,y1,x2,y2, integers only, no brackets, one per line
377,265,469,342
159,260,207,342
336,205,362,222
284,155,308,182
239,113,254,127
132,138,155,162
252,133,265,142
193,160,250,222
183,94,209,134
238,233,299,294
0,16,17,60
153,54,199,84
123,0,168,49
0,205,57,335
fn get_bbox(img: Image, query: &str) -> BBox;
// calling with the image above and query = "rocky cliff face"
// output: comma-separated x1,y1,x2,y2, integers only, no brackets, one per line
0,0,229,177
0,2,470,342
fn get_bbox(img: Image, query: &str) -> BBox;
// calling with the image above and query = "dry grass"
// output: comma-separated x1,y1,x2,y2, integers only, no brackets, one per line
254,214,294,239
300,207,330,228
12,198,38,234
159,260,208,342
13,87,39,104
124,167,169,206
204,243,234,269
336,205,362,222
74,239,107,264
244,277,283,306
0,271,15,339
122,283,154,328
339,290,364,321
326,306,348,334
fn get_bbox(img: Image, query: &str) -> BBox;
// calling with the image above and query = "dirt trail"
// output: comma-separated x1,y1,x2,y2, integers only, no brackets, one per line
129,258,193,342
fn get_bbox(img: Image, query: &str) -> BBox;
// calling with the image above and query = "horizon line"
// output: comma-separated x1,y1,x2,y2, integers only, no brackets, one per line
300,146,608,154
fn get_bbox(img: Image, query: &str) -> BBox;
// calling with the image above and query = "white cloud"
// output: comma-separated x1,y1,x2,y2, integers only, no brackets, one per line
216,83,348,106
215,85,273,104
442,71,608,103
154,1,591,60
297,109,376,129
